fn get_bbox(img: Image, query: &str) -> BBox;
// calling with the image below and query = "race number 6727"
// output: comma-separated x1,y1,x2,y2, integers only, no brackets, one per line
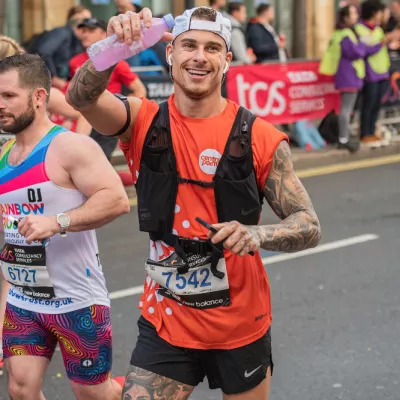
8,267,37,283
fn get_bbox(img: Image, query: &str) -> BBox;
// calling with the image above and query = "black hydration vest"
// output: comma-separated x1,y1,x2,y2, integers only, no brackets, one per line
135,102,263,281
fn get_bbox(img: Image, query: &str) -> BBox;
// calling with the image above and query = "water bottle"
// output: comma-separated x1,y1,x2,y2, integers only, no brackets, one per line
88,14,175,72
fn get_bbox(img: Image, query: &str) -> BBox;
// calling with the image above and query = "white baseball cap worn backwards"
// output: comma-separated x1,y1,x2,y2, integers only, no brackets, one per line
172,7,232,50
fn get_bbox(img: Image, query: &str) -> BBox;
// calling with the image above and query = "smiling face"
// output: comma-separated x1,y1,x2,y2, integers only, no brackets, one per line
167,28,232,100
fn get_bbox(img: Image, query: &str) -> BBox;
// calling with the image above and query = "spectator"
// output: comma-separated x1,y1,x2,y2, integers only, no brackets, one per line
209,0,227,12
115,0,143,14
386,0,400,32
247,3,287,63
34,5,92,90
69,18,147,160
320,5,383,152
227,2,255,64
355,0,399,145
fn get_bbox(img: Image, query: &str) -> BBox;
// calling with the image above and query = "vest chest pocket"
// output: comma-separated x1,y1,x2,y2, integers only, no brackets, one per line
214,170,262,226
137,161,178,237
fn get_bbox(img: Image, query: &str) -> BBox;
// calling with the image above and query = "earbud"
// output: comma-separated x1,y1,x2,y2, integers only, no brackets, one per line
223,62,229,74
167,55,173,66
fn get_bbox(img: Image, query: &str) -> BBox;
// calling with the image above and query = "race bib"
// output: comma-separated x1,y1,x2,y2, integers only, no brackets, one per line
145,252,231,310
0,243,55,299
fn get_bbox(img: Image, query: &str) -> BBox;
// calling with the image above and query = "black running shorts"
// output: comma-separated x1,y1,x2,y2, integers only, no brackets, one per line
130,316,273,395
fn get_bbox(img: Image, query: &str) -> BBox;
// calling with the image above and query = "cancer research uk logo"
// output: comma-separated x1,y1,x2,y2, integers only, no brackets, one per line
199,149,221,175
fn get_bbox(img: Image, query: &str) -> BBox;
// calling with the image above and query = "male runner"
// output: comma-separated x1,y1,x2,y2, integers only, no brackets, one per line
67,7,321,399
0,53,130,399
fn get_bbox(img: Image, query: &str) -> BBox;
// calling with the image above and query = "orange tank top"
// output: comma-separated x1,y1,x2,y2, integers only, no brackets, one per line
120,95,288,350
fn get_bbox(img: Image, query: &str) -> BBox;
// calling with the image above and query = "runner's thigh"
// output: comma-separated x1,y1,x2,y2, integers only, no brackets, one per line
123,366,194,400
3,302,57,361
52,305,113,386
126,316,200,398
3,303,55,395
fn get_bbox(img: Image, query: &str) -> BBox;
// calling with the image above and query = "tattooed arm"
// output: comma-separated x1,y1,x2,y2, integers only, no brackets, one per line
257,140,321,252
66,8,172,142
210,141,321,255
66,60,142,142
122,366,194,400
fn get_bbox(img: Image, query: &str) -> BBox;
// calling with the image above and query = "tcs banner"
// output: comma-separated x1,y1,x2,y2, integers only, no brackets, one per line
226,60,340,125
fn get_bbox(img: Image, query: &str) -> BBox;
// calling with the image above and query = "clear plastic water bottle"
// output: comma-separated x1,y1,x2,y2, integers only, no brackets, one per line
88,14,175,72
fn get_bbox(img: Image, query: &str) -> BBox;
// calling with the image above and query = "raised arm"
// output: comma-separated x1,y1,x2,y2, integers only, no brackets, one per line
66,7,172,142
66,60,140,141
210,141,321,256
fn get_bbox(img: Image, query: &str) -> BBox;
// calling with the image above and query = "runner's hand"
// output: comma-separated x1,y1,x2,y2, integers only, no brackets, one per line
208,221,261,257
107,8,173,46
18,215,60,244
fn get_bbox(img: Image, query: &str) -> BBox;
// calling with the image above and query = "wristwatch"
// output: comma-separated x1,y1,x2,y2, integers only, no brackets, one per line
56,213,70,238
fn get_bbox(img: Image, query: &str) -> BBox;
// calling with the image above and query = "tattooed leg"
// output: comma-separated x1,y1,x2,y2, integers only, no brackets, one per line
122,365,194,400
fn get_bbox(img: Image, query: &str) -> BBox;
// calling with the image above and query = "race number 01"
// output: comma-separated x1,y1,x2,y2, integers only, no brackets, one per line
28,188,42,203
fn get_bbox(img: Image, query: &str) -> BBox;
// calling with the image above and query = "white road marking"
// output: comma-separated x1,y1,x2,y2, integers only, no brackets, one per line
262,234,379,265
109,234,379,301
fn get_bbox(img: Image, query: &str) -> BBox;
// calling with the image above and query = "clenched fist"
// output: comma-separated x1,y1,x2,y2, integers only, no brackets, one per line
18,215,60,244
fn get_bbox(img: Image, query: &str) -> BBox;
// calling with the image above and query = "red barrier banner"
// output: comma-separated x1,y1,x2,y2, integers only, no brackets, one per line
226,61,340,125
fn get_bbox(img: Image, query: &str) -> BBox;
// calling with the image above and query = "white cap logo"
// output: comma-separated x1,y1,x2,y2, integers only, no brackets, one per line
199,149,221,175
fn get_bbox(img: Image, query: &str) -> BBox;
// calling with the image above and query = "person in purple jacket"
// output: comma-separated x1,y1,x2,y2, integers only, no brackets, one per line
320,4,384,152
355,0,400,146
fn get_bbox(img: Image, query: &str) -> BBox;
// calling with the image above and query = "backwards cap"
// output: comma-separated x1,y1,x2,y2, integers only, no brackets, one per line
172,7,232,50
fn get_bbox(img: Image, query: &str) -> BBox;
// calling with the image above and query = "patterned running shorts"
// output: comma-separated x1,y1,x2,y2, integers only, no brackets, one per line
2,303,112,385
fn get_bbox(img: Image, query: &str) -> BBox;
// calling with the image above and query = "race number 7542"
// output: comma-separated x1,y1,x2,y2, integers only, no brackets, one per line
162,268,211,290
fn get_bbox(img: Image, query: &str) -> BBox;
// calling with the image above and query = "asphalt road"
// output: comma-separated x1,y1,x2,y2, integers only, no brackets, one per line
1,161,400,400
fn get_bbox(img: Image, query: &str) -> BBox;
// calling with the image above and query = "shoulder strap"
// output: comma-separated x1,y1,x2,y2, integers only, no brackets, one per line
239,107,257,138
139,100,177,173
218,106,256,162
142,101,171,146
156,101,171,131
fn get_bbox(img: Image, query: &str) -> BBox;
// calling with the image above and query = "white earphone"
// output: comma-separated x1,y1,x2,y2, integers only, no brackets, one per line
223,62,229,74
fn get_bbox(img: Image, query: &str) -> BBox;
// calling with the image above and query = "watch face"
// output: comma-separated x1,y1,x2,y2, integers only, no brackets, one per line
58,214,70,227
